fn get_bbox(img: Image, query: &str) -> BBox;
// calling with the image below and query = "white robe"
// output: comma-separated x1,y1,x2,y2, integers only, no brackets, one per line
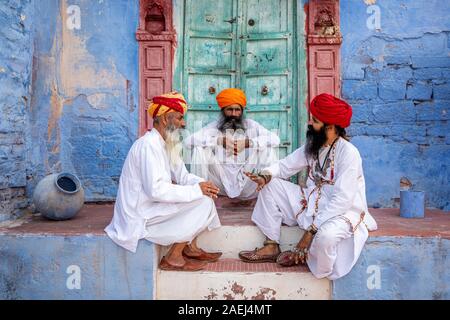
184,119,280,199
252,138,377,280
105,129,221,253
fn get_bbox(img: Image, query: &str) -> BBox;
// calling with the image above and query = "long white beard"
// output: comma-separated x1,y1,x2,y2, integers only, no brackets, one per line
165,128,183,168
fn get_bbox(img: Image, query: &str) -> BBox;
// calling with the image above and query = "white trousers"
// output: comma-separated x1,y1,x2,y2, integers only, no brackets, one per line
190,145,277,200
252,178,355,280
144,196,221,246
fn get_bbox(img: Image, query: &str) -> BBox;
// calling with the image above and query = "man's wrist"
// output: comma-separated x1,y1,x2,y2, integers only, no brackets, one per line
307,224,318,235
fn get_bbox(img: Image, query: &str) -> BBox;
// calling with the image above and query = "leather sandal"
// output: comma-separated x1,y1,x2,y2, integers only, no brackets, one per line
182,247,223,262
159,256,207,271
238,247,280,263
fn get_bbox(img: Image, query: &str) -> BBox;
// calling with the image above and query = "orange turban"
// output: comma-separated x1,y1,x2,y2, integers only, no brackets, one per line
148,92,188,119
216,88,247,109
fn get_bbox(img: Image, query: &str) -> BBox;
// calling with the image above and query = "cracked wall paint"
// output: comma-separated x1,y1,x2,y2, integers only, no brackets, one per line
0,0,34,221
341,0,450,210
28,0,140,202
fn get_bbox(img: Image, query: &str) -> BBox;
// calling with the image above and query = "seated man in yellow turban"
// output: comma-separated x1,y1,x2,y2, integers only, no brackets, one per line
105,92,222,271
184,88,280,201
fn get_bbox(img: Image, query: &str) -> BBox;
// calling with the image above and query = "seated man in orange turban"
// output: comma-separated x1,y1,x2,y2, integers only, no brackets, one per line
184,88,280,201
239,93,377,280
105,92,222,271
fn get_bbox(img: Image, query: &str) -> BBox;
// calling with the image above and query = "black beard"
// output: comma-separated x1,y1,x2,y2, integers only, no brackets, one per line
305,124,327,159
217,113,246,133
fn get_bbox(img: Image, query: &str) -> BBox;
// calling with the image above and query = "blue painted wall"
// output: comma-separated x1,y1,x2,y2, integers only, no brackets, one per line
28,0,139,202
1,0,449,221
0,235,154,299
333,237,449,300
0,0,34,221
340,0,450,210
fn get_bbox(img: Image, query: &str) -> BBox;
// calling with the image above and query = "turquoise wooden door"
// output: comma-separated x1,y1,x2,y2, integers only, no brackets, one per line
183,0,297,158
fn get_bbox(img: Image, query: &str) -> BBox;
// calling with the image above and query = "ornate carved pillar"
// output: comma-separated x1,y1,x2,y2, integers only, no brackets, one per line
136,0,176,136
307,0,342,102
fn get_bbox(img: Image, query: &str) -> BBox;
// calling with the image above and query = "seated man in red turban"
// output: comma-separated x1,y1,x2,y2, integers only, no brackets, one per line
239,93,377,280
105,92,222,271
184,88,280,201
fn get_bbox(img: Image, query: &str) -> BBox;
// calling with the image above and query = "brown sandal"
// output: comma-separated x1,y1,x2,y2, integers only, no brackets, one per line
238,247,280,263
182,247,223,262
159,256,207,271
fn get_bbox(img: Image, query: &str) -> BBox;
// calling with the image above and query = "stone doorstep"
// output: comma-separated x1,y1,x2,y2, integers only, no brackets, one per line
158,225,303,260
156,258,331,300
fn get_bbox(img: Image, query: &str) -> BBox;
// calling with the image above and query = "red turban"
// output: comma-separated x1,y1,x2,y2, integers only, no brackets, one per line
216,88,247,109
309,94,353,128
148,92,188,119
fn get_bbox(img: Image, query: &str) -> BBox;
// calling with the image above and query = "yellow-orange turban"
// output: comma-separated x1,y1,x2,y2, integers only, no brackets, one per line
216,88,247,109
148,92,188,119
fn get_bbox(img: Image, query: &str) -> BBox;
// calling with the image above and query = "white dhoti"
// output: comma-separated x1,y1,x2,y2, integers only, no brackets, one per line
252,177,368,280
190,145,277,200
144,196,221,246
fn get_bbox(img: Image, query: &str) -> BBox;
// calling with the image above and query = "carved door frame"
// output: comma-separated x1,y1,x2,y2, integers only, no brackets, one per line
136,0,176,136
136,0,342,139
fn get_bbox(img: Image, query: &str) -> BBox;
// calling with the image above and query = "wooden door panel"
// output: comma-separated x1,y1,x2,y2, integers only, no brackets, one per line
187,0,234,33
243,39,289,73
242,0,289,34
188,38,234,70
182,0,297,157
187,74,233,106
244,75,288,106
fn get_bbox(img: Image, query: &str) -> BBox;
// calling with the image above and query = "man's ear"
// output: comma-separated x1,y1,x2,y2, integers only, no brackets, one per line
160,113,168,126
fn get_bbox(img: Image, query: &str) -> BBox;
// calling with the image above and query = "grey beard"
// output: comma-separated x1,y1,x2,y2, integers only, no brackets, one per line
165,126,183,167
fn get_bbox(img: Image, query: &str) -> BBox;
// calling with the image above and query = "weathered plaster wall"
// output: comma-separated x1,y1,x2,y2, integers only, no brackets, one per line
0,0,34,221
333,237,449,300
28,0,139,202
0,235,154,299
341,0,450,210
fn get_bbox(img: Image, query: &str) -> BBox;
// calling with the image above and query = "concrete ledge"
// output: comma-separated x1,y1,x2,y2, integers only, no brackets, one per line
0,234,154,300
0,204,448,300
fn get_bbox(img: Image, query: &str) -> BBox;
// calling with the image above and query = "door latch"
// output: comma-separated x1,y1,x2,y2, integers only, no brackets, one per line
208,86,216,94
224,17,237,24
261,85,269,95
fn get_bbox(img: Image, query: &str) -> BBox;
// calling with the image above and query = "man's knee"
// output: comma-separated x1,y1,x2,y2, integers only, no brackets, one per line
260,177,282,195
314,227,340,249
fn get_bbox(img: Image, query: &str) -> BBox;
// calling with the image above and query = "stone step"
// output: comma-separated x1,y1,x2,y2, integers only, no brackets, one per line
156,258,331,300
197,225,304,259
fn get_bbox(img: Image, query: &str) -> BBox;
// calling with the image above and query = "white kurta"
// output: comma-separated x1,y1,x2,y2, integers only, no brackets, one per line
105,129,221,253
184,119,280,199
252,138,377,280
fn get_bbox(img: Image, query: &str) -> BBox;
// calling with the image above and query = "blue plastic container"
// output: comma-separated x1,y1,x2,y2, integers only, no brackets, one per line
400,190,425,218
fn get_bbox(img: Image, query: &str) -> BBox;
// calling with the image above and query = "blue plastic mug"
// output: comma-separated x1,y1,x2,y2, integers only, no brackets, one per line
400,190,425,218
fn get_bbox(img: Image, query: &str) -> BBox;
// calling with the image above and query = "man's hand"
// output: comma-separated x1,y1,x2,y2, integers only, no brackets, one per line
292,231,315,264
244,172,271,191
199,181,220,199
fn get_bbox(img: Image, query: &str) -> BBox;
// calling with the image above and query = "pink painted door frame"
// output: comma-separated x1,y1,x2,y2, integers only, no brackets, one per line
136,0,176,137
307,0,342,102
